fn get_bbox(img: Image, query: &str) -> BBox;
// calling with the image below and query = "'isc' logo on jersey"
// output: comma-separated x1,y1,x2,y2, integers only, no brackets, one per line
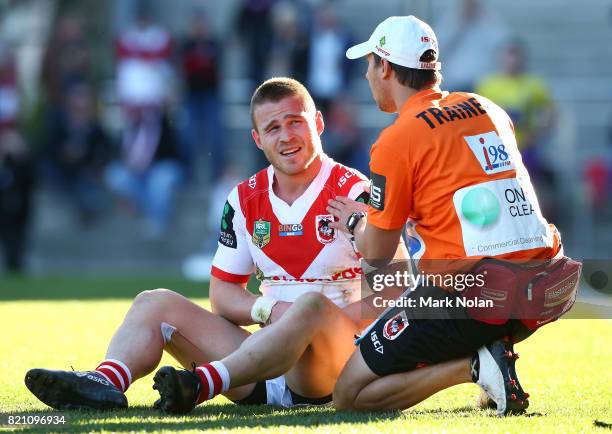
252,219,271,248
315,215,336,244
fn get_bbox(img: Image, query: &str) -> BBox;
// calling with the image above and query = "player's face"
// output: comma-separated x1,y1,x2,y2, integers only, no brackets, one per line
365,54,395,113
252,95,324,176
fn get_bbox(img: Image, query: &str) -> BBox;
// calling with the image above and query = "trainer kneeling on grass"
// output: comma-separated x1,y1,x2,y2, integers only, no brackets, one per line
326,16,581,416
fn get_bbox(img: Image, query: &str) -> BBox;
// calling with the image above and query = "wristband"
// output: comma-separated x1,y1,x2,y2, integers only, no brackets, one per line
250,296,278,325
346,211,367,235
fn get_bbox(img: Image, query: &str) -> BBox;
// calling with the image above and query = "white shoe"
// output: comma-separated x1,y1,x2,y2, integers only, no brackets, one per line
471,337,530,416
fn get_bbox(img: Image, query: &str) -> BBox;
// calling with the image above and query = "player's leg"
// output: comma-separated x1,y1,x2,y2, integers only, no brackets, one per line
225,291,360,400
153,292,360,412
25,288,255,409
104,289,251,385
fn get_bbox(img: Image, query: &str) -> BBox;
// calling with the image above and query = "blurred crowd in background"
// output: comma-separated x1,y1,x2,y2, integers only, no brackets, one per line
0,0,611,276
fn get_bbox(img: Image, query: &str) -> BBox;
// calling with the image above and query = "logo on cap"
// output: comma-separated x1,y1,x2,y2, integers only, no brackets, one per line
379,36,386,46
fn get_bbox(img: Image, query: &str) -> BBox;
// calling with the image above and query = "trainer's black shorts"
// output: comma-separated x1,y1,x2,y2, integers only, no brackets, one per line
359,285,531,376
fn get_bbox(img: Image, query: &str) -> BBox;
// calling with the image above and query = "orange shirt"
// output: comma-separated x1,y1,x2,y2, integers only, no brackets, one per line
368,88,560,265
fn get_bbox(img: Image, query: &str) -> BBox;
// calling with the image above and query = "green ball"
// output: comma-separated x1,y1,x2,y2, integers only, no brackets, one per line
461,187,500,228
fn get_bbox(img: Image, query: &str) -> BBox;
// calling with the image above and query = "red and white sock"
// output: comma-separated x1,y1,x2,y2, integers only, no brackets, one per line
95,359,132,392
194,361,230,404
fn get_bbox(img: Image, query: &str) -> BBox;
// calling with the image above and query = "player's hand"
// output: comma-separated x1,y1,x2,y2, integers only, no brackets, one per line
268,301,292,325
327,196,368,234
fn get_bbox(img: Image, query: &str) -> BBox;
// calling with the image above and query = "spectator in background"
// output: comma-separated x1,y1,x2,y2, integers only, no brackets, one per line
236,0,276,88
179,11,224,180
435,0,509,92
322,96,368,175
0,130,35,275
114,2,173,111
306,3,352,115
0,41,19,131
105,111,185,239
0,43,34,274
43,83,110,225
476,40,554,167
108,2,185,239
267,1,310,84
476,39,556,219
40,14,91,116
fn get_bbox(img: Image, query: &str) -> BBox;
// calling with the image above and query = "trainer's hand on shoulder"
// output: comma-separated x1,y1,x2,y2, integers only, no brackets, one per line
327,196,368,233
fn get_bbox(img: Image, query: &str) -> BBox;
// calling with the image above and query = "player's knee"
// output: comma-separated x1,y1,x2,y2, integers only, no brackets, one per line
293,292,333,319
132,288,176,313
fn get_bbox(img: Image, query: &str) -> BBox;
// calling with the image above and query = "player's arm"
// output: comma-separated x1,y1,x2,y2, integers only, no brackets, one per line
210,188,292,326
209,276,257,326
210,188,261,326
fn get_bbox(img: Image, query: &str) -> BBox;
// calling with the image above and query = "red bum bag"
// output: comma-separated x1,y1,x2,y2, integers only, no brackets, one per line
463,254,582,330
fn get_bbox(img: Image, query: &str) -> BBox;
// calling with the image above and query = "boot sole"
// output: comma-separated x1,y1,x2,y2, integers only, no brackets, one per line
499,339,530,415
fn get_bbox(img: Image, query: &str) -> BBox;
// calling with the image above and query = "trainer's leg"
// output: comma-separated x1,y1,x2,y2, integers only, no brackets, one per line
106,288,255,399
333,349,471,410
221,292,360,397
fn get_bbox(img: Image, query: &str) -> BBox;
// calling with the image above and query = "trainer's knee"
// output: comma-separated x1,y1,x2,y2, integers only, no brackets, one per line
333,383,358,411
333,352,373,411
334,382,377,411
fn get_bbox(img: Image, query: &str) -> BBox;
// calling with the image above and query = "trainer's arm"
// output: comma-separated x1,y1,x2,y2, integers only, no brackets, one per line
353,219,403,267
327,197,403,266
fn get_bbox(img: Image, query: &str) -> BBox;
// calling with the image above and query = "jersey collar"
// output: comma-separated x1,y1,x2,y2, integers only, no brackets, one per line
267,153,333,224
399,87,447,115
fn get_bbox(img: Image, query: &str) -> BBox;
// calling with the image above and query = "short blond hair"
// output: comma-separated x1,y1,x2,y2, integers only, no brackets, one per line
250,77,316,131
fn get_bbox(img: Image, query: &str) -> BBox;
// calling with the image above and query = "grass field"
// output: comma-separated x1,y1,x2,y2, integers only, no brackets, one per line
1,276,611,433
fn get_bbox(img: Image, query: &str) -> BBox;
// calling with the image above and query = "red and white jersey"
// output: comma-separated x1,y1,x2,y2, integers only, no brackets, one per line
211,155,369,307
115,25,172,108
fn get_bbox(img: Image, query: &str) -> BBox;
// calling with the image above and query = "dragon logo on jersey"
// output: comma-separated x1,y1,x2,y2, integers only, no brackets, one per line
382,310,409,340
316,215,337,244
252,219,271,249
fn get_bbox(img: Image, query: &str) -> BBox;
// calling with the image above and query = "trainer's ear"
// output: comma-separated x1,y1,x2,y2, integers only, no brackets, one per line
380,58,393,79
252,129,264,150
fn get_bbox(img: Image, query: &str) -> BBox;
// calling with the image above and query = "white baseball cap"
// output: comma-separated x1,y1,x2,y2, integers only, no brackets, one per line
346,16,441,70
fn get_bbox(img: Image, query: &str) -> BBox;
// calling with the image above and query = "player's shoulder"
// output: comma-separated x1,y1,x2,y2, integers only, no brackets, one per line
325,157,368,194
328,158,367,181
236,166,269,197
231,166,271,213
